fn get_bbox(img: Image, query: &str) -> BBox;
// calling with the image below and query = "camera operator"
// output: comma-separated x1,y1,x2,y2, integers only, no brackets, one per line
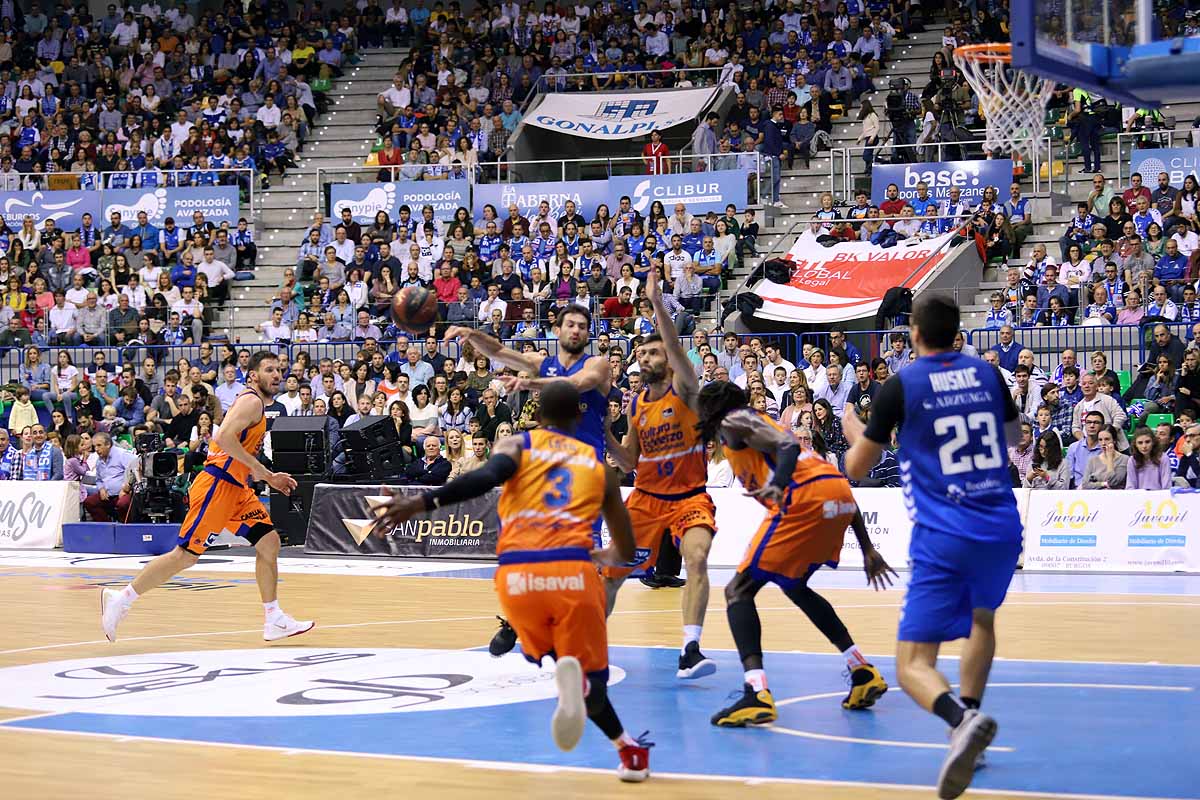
125,431,187,524
884,77,919,162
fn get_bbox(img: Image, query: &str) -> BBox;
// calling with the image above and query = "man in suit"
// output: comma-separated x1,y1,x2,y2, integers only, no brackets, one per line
405,435,451,485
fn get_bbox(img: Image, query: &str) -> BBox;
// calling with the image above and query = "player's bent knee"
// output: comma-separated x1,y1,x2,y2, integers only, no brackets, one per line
254,529,281,556
585,672,609,716
971,608,996,630
173,546,201,569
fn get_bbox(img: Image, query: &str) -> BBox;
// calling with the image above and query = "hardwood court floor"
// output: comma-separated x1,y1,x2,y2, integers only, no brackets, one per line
0,560,1197,800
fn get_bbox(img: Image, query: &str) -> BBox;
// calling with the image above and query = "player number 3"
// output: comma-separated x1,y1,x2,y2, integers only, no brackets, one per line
543,466,574,508
934,412,1003,476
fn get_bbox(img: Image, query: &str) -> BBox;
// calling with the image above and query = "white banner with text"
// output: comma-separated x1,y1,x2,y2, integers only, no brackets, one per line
0,481,80,549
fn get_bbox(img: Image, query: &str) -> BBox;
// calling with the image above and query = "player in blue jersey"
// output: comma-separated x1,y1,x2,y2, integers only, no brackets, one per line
444,303,613,654
842,295,1023,800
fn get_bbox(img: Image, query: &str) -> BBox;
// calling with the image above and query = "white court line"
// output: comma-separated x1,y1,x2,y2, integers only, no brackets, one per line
766,723,1018,752
0,723,1188,800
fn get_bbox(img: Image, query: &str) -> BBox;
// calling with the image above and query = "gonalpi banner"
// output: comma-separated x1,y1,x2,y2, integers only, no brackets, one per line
303,483,499,559
526,88,719,139
752,230,957,324
870,159,1013,206
329,180,469,224
1130,148,1200,188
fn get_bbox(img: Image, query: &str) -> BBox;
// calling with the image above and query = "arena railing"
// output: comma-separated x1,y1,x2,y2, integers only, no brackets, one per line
968,324,1148,373
92,168,258,224
826,135,1055,202
1114,129,1191,187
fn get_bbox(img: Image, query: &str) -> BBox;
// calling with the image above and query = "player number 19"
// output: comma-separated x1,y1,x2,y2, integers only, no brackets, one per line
934,413,1003,476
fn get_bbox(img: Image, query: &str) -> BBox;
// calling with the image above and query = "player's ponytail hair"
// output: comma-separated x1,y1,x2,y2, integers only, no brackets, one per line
696,381,747,443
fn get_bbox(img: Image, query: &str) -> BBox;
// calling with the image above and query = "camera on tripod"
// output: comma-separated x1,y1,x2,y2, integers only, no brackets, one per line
885,76,913,124
130,432,186,524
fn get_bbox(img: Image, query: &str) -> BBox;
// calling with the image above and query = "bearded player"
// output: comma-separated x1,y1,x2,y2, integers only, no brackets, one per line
695,381,893,726
371,380,653,782
100,351,312,643
604,267,718,680
445,304,612,654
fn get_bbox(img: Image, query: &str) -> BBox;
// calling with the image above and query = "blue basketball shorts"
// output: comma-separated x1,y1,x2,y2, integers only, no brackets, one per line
897,524,1022,643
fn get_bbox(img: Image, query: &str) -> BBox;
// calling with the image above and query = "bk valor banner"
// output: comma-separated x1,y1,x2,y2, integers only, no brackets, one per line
304,484,499,559
1023,489,1199,572
753,231,956,324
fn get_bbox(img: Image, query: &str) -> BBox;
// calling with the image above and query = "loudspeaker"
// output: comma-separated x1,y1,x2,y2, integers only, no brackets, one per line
271,415,328,453
273,450,329,475
341,414,399,451
346,445,411,479
269,476,321,546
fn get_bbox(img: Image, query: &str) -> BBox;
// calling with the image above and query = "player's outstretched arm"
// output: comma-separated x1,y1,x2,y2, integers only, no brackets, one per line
213,394,295,495
444,325,544,374
849,508,898,590
645,267,700,404
373,436,524,535
721,409,800,504
593,467,636,566
606,425,639,474
501,353,611,396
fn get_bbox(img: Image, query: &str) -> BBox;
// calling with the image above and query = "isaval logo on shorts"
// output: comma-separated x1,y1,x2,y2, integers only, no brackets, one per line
505,571,586,596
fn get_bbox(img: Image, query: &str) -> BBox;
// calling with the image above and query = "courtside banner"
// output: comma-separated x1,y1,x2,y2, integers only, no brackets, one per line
102,186,240,226
0,190,100,231
473,179,611,221
1130,147,1200,188
752,230,956,324
609,170,748,215
1023,490,1199,572
870,158,1012,206
303,483,499,559
526,88,718,140
0,481,80,549
329,180,470,224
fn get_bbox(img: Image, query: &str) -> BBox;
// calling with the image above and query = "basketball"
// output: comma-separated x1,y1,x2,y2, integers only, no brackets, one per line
391,285,438,333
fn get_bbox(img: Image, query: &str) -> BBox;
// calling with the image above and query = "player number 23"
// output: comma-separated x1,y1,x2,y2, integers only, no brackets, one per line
934,413,1002,475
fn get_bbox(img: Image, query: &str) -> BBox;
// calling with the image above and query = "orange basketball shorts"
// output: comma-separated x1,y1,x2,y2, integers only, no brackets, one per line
495,549,608,675
738,476,856,588
601,487,716,580
177,468,274,555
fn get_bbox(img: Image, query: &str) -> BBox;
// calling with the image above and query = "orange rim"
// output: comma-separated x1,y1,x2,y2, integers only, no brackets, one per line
953,42,1012,63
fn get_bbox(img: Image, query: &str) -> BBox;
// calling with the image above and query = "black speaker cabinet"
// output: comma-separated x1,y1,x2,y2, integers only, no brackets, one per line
271,415,328,453
272,450,329,476
341,414,399,451
346,445,411,479
269,476,322,546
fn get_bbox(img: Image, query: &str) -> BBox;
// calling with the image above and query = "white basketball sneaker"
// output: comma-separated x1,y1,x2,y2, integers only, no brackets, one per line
100,588,130,643
551,656,586,752
263,614,315,642
937,709,997,799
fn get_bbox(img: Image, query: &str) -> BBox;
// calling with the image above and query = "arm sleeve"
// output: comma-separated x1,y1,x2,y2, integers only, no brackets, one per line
423,453,517,510
862,376,904,444
769,437,800,490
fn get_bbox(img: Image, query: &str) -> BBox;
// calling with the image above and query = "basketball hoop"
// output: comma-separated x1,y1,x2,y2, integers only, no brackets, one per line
953,43,1056,159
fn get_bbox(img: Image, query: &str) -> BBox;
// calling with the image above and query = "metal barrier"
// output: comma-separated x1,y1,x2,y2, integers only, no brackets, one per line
969,324,1147,373
827,136,1055,201
1114,129,1191,186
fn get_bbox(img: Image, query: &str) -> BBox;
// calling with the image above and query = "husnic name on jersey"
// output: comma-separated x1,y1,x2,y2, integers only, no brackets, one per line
929,367,982,392
925,367,995,410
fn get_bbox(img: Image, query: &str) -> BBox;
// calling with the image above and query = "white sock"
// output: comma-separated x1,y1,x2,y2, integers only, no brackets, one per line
119,585,139,604
745,669,768,692
681,625,702,654
264,600,282,621
842,645,868,670
613,731,637,749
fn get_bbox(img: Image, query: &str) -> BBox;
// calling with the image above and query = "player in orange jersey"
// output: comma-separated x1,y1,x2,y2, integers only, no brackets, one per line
373,381,653,782
604,267,719,680
100,351,312,644
695,381,896,727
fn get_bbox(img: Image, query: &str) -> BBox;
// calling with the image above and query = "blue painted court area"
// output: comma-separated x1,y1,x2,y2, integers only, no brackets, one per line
5,647,1198,798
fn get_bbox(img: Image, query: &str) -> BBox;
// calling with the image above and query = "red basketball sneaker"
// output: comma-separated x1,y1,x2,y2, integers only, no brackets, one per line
617,731,653,783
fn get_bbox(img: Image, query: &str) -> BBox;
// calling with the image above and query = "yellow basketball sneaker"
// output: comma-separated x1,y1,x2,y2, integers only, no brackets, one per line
842,664,889,709
711,683,778,727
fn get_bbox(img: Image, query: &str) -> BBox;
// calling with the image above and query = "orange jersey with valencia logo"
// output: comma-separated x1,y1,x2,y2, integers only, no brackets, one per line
629,386,707,496
205,391,267,485
496,429,606,554
723,410,845,507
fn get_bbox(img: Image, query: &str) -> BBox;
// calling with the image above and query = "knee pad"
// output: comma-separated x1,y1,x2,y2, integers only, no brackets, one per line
585,670,609,716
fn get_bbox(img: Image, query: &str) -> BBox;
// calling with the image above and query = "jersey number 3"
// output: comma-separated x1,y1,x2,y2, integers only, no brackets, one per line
934,413,1003,476
543,466,574,508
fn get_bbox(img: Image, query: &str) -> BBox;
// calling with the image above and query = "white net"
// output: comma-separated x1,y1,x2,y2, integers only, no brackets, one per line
953,44,1056,159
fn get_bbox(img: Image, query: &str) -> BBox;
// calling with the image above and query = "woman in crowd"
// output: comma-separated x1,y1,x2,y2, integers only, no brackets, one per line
1024,431,1071,489
409,384,441,446
1126,425,1173,489
1082,424,1130,489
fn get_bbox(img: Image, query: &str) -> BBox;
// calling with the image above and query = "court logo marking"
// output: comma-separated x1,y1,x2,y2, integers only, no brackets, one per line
0,648,625,717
